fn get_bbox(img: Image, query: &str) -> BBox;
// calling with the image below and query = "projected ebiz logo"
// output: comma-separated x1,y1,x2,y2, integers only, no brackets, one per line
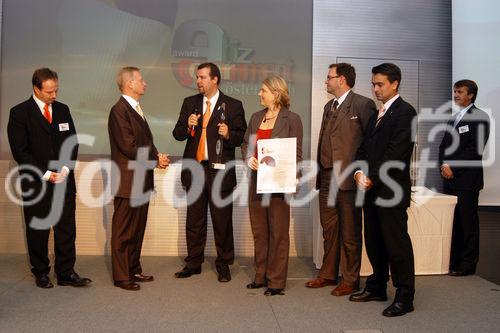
171,20,293,93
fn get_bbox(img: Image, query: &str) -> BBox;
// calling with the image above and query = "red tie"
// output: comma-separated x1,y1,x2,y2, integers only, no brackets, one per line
43,104,52,124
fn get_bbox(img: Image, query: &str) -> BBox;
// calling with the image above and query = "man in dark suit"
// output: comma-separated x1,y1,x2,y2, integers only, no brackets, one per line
350,63,416,317
7,68,91,288
108,66,169,291
439,79,490,277
306,63,376,296
172,62,246,282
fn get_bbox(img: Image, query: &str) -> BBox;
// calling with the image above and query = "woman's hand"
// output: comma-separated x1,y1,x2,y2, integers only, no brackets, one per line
247,156,259,171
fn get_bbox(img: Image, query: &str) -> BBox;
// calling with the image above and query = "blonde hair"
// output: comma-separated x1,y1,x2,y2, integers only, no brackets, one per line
262,75,290,109
116,66,140,92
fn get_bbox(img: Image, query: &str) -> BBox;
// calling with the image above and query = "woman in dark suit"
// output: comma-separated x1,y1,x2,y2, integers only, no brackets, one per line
241,75,303,296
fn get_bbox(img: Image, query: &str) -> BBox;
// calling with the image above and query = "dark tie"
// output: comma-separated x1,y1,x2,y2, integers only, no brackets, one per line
331,100,339,114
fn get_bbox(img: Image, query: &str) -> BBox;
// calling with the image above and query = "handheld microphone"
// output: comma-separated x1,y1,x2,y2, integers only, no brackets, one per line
190,107,199,137
220,102,226,123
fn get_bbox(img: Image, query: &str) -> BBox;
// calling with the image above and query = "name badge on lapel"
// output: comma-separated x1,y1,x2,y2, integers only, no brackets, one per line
59,123,70,131
458,125,469,134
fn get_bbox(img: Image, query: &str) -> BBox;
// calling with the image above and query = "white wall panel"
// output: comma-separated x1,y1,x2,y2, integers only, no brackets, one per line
0,161,315,257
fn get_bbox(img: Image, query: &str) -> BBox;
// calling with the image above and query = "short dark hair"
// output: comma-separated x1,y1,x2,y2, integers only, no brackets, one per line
454,79,478,103
329,63,356,88
197,62,221,85
372,63,401,90
32,68,58,89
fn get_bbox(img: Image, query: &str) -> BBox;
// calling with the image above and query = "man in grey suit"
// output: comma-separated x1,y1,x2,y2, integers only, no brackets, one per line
306,63,376,296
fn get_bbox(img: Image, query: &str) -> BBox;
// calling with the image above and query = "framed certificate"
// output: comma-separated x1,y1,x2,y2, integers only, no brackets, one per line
256,137,297,193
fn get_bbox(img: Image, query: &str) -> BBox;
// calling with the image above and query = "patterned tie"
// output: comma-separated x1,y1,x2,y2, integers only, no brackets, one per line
196,100,212,162
135,103,145,119
331,99,339,114
375,105,386,127
43,103,52,124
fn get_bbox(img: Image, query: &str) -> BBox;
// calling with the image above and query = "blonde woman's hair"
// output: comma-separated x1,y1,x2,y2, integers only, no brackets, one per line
262,75,290,109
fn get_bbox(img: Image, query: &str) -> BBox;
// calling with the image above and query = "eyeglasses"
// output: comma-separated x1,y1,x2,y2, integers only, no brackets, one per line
326,75,340,81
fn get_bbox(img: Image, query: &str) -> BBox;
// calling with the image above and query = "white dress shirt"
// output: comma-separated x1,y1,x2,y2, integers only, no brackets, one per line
122,94,144,119
334,89,351,108
200,90,220,161
453,103,473,128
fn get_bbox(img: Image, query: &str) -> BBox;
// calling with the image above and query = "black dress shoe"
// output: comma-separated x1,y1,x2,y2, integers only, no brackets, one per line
57,272,92,287
114,280,140,291
35,274,54,289
264,288,284,296
382,301,414,317
217,266,231,283
246,281,266,289
174,266,201,278
349,289,387,302
133,273,154,282
449,269,475,276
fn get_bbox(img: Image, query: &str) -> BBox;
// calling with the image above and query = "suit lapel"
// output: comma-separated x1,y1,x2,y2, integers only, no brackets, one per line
318,100,332,140
192,94,204,131
208,92,224,128
51,102,66,129
371,96,401,135
253,110,266,132
271,108,289,138
120,96,145,124
119,97,155,142
331,91,354,132
456,105,474,128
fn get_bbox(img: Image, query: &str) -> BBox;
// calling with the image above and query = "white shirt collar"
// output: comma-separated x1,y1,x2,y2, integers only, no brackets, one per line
453,103,473,116
203,90,220,113
383,94,400,111
334,89,351,107
453,103,473,126
122,94,140,110
33,94,51,114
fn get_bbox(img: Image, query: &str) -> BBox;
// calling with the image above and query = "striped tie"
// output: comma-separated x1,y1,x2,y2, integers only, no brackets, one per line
375,105,386,127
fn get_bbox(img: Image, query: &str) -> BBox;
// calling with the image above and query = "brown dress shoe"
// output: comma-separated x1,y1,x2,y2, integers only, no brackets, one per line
305,277,337,288
331,282,357,296
114,281,140,291
133,273,154,282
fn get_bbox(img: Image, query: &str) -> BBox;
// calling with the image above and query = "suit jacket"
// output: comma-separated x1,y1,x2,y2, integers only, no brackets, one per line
7,97,78,203
108,96,158,199
172,91,247,192
241,107,303,172
355,96,416,208
438,105,490,191
316,91,376,190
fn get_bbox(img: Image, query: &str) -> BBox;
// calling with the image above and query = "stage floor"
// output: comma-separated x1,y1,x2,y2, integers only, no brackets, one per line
1,255,499,332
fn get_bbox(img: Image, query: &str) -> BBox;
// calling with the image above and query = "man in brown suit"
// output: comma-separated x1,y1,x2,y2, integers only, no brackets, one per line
306,63,376,295
108,66,169,291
